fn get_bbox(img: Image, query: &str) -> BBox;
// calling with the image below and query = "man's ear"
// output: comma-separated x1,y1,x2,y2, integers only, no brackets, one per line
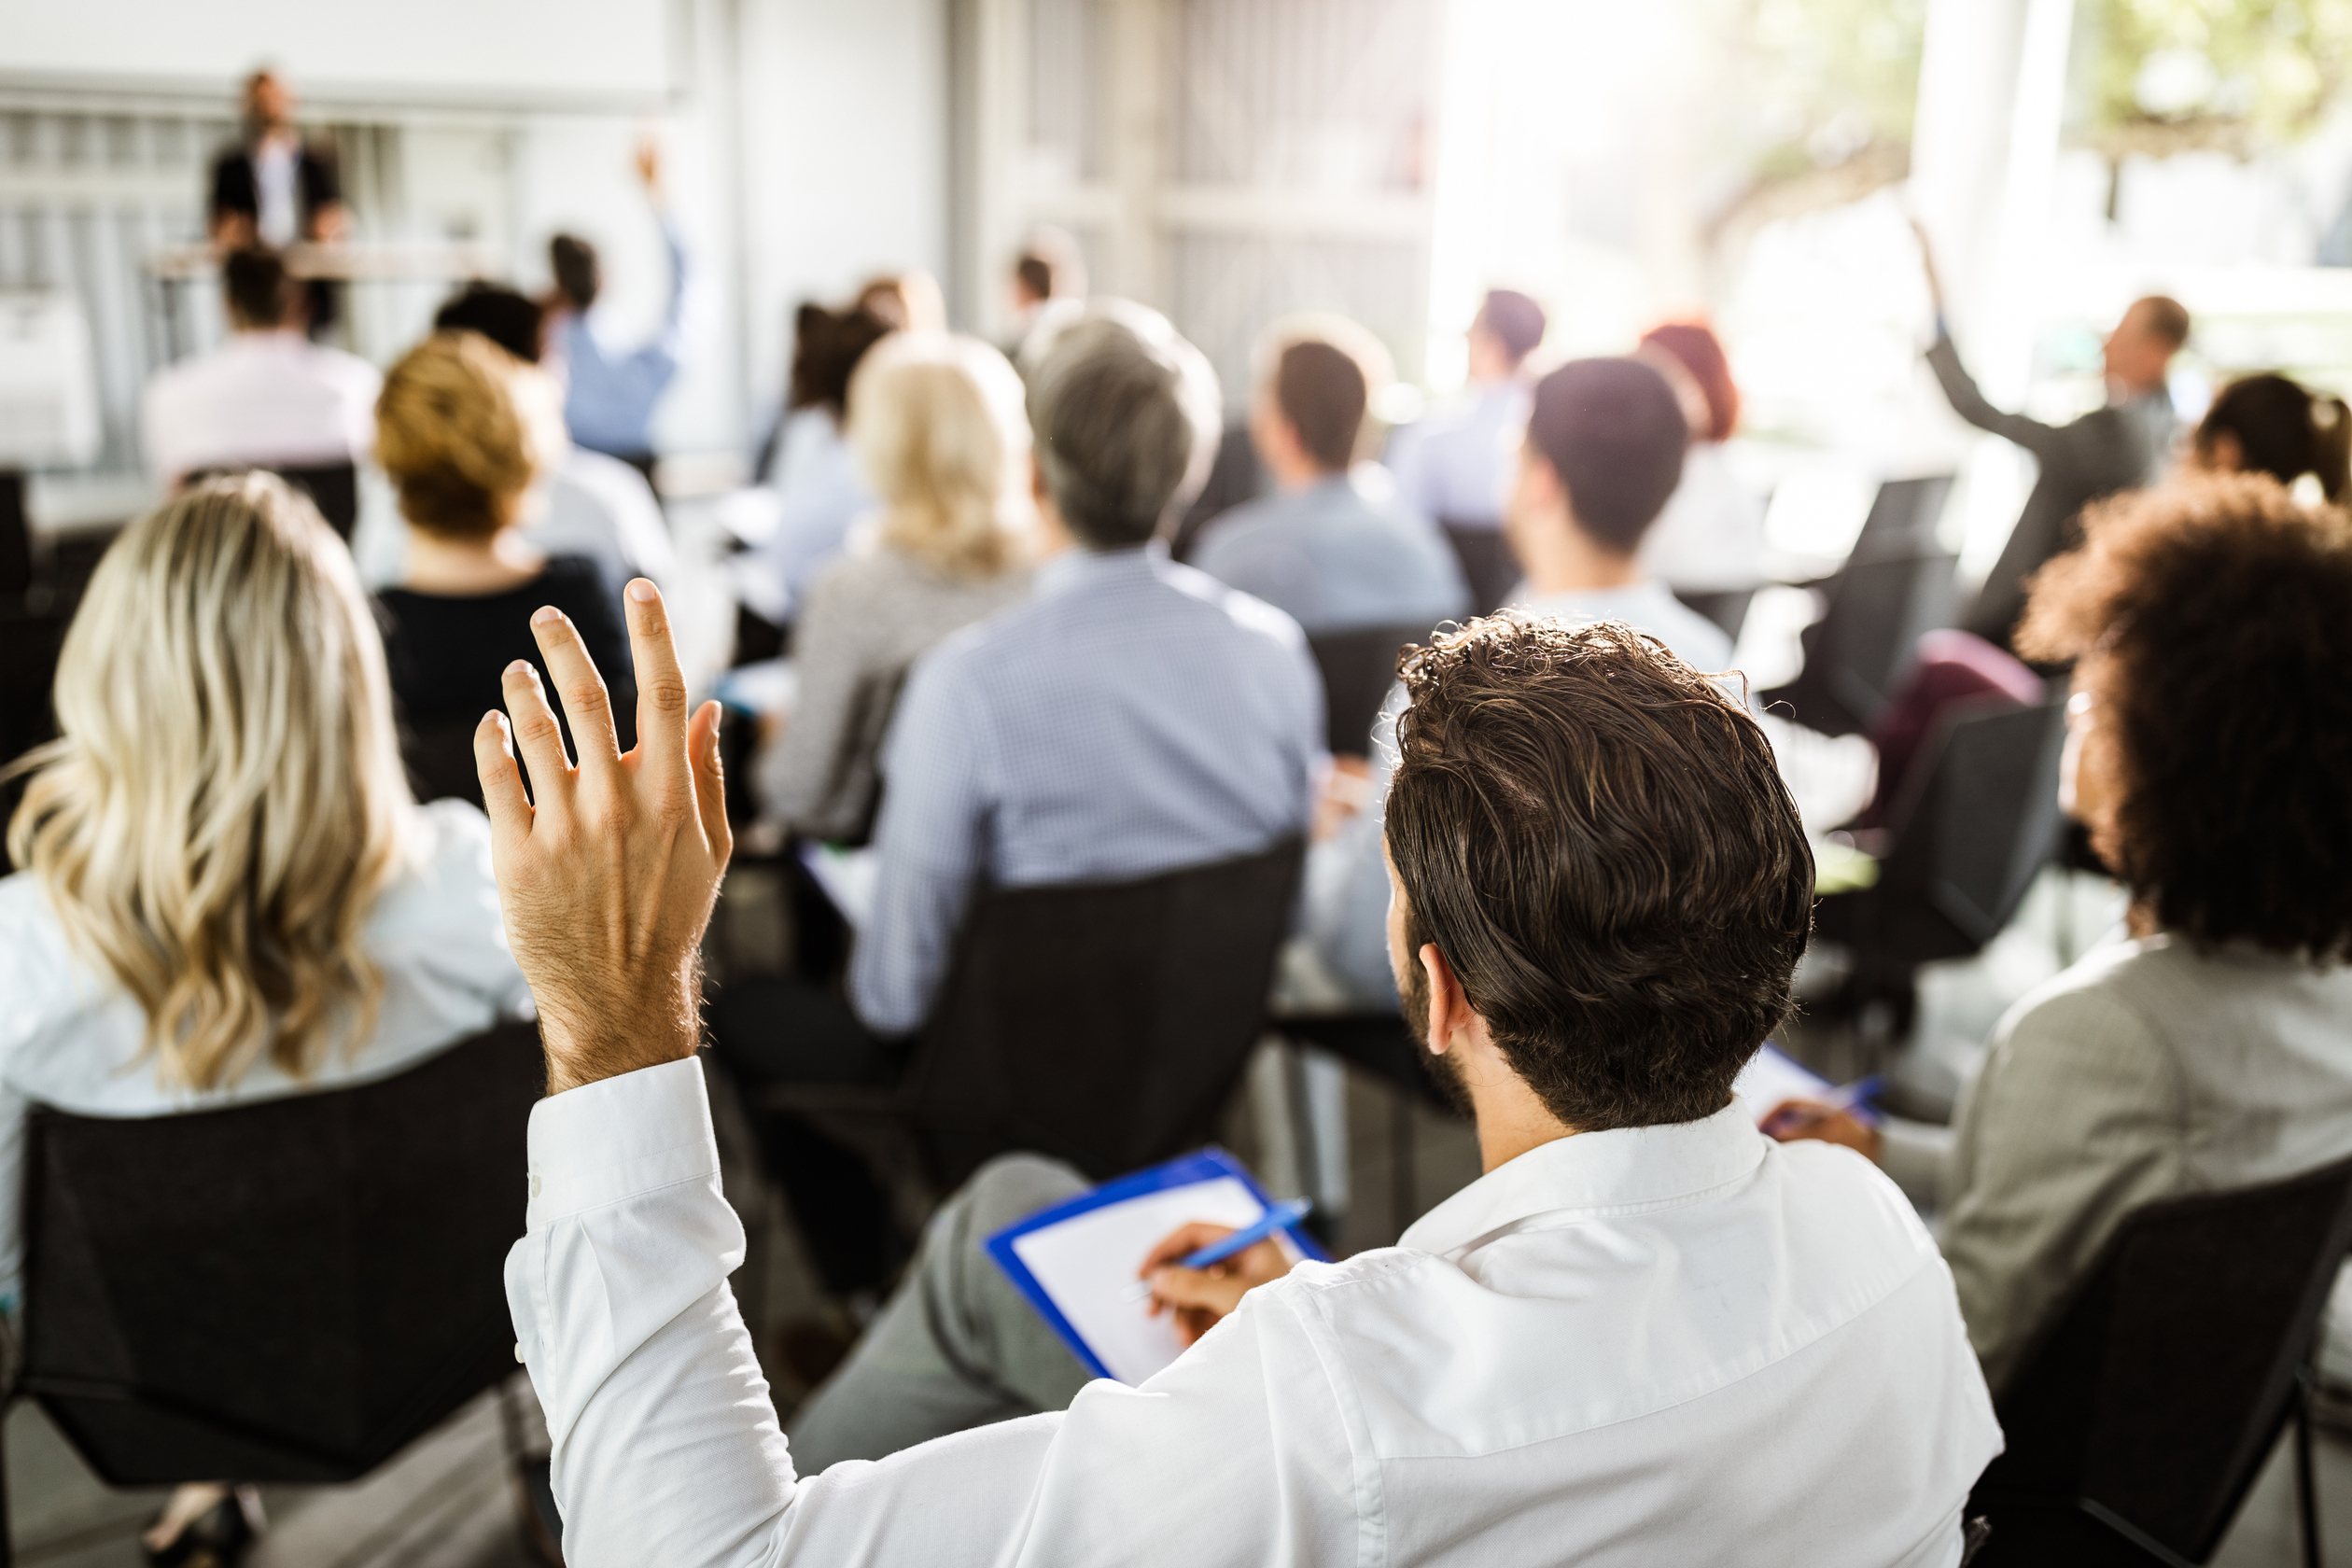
1418,941,1474,1056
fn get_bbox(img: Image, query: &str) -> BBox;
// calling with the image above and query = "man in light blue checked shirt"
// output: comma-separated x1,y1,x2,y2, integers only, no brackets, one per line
849,303,1323,1034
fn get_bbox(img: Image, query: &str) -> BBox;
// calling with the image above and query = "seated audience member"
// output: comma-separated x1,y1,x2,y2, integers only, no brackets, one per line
1190,320,1467,635
2189,371,2350,501
1306,355,1718,1006
479,600,2001,1563
1385,287,1547,612
0,476,528,1561
855,271,948,334
1001,227,1084,357
707,305,1317,1299
849,303,1320,1036
754,332,1034,841
742,303,895,623
1634,321,1768,595
373,330,637,797
1505,356,1727,669
139,246,378,487
432,283,676,589
1772,474,2352,1393
546,141,686,486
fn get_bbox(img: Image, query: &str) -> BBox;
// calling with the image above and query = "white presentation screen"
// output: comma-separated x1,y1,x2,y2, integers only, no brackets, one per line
0,0,674,105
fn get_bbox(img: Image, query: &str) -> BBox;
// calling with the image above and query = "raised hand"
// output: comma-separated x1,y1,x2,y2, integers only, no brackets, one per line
474,579,731,1094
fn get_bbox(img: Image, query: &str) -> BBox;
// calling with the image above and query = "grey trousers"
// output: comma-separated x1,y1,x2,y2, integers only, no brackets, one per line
786,1154,1097,1472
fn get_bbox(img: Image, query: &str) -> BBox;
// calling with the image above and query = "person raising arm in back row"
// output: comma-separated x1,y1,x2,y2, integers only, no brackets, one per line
476,580,1998,1565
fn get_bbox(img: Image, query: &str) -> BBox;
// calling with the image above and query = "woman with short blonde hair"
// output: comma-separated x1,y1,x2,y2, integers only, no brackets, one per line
754,332,1034,842
0,474,529,1553
374,329,636,799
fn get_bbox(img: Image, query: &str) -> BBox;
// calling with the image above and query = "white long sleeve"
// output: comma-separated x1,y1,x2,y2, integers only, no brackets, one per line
506,1061,1997,1568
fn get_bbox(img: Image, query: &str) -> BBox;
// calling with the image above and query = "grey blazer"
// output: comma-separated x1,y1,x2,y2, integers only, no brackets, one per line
1939,933,2352,1393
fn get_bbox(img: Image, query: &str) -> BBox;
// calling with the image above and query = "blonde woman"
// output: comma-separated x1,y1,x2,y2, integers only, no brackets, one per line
0,476,529,1559
374,329,636,797
756,332,1035,841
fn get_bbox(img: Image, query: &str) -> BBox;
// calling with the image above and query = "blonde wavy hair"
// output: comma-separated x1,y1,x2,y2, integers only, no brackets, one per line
5,475,414,1091
847,332,1032,580
375,329,556,539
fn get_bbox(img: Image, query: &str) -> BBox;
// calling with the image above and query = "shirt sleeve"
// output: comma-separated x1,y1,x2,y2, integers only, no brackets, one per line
509,1058,1359,1568
1939,982,2187,1393
849,651,991,1036
1925,335,2065,459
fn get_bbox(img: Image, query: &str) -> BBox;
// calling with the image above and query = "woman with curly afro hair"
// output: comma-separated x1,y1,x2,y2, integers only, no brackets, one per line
1774,473,2352,1393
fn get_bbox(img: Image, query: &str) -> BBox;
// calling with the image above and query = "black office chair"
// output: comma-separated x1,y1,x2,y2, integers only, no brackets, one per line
1439,522,1520,618
771,840,1306,1191
1853,473,1955,557
6,1021,545,1561
908,838,1306,1185
186,462,359,541
0,607,66,874
1971,1153,2352,1567
1307,623,1426,755
1673,587,1756,643
1813,696,2067,1038
1761,543,1959,737
0,470,30,599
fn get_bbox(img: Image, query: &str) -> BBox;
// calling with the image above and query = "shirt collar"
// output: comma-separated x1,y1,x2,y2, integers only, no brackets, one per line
1400,1100,1765,1257
1034,540,1162,598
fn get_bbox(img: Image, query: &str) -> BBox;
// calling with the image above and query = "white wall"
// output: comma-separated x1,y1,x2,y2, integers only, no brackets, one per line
735,0,949,423
0,0,673,106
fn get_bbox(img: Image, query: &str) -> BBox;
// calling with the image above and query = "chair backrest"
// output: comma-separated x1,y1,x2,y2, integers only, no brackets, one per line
21,1021,542,1485
1307,624,1423,755
1983,1153,2352,1561
185,462,359,541
0,469,30,598
1854,474,1955,559
1811,546,1960,735
1877,695,2066,963
903,839,1306,1185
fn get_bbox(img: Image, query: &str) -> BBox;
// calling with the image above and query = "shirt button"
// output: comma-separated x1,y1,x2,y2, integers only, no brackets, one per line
529,1174,543,1198
514,1341,525,1363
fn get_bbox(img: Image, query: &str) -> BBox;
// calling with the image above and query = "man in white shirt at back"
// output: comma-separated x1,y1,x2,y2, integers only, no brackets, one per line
472,575,2000,1567
139,247,378,487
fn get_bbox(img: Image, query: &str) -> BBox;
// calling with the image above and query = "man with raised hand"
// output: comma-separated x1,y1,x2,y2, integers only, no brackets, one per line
481,591,1999,1568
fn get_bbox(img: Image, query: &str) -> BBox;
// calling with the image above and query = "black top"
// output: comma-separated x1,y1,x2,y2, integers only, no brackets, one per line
208,142,343,228
377,557,637,800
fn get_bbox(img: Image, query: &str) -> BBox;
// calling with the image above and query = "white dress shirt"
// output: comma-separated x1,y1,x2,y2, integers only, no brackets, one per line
509,1063,2000,1567
1638,441,1770,594
1384,379,1529,529
0,799,533,1309
139,329,381,485
522,446,678,588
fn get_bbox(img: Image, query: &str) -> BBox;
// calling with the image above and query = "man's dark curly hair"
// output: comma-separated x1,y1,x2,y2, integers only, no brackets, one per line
1383,618,1814,1131
2018,475,2352,959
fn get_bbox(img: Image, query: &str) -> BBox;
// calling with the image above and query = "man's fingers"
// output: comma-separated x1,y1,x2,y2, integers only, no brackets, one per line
1139,1222,1235,1276
623,580,693,793
473,710,534,844
1147,1266,1248,1319
501,659,574,805
690,699,732,861
529,606,623,777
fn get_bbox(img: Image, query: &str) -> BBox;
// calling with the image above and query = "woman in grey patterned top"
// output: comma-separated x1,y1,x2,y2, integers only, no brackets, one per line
756,333,1034,842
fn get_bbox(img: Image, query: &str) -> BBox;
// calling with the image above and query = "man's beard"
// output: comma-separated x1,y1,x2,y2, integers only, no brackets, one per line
1398,954,1475,1118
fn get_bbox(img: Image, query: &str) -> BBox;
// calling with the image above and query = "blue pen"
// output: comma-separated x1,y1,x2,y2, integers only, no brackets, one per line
1123,1198,1314,1303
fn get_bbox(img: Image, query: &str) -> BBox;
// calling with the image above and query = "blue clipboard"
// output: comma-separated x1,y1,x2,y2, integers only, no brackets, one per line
985,1147,1330,1383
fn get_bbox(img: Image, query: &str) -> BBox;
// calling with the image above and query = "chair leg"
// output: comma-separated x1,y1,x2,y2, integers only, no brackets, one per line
2298,1365,2325,1568
0,1393,12,1568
